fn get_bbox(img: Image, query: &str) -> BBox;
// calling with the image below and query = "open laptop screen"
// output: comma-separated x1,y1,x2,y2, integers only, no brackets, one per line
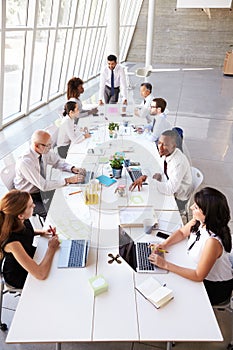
119,226,137,271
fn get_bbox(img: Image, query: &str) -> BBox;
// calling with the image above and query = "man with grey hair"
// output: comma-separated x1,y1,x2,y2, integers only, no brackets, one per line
14,129,86,219
129,130,193,211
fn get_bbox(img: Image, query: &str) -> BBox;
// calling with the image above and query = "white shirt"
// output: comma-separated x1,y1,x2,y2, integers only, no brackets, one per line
57,116,84,147
99,64,127,101
137,93,154,122
14,147,74,193
72,97,89,118
156,148,193,201
187,226,233,281
147,113,171,142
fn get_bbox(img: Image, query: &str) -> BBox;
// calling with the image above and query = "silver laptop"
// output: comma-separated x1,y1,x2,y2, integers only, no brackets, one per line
58,239,90,268
119,226,168,274
81,170,94,184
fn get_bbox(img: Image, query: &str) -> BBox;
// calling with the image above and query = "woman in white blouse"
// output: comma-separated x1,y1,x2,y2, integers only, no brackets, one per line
57,100,91,158
149,187,233,305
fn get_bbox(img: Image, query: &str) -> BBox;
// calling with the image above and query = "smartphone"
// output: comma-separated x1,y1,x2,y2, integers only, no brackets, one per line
156,231,170,239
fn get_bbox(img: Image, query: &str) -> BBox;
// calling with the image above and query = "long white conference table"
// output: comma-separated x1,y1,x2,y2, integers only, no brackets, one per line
6,109,223,349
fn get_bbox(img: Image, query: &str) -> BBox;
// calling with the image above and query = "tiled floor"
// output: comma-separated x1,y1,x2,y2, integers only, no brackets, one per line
0,62,233,349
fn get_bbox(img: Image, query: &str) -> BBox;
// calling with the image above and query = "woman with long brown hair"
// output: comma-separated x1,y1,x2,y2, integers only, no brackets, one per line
0,190,60,288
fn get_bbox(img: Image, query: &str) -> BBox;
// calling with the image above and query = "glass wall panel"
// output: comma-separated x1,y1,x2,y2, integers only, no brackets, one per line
6,0,27,27
50,29,67,95
3,31,25,119
30,30,49,105
58,0,72,26
37,0,53,26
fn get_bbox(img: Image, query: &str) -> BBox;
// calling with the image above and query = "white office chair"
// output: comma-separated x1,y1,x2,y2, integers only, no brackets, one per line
0,164,44,228
0,258,22,331
135,65,152,82
183,166,204,222
44,122,59,148
213,253,233,350
0,163,15,191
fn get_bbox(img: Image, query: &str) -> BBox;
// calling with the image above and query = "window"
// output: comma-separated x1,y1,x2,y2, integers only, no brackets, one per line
0,0,142,127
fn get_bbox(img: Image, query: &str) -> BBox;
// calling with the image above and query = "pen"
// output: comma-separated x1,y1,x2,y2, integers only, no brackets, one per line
49,225,56,236
158,248,169,253
68,190,82,195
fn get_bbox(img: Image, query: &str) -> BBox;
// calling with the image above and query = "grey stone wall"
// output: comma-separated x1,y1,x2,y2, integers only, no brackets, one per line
127,0,233,67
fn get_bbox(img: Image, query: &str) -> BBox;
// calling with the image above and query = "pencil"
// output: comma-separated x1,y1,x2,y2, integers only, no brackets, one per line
68,190,82,195
158,248,169,253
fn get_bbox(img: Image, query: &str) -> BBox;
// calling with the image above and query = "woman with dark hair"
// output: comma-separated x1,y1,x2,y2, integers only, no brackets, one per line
67,77,98,118
57,100,91,158
0,190,60,288
149,187,233,304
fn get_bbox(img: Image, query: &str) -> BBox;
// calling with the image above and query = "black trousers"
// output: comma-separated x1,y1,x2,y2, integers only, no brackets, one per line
57,145,70,159
104,85,120,104
31,190,55,220
204,278,233,305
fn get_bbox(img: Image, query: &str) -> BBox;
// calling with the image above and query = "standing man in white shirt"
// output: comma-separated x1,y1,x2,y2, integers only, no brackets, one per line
99,54,127,105
134,82,154,122
129,130,193,212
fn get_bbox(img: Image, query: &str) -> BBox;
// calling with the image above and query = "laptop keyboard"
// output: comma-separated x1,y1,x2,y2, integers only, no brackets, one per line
68,240,85,267
128,169,143,182
137,242,154,271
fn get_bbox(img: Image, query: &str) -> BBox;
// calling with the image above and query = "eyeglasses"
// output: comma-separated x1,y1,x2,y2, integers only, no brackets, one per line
150,105,157,109
39,143,52,149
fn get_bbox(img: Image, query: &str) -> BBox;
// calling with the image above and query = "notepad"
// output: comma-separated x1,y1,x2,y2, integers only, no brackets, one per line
96,175,117,187
136,277,173,309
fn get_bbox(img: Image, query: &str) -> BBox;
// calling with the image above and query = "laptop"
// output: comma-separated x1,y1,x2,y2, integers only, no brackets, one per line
81,170,94,184
119,226,168,274
126,166,143,182
58,239,90,268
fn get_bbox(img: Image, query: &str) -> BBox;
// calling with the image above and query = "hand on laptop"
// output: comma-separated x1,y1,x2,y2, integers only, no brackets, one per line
65,174,85,185
129,175,147,191
71,167,86,176
149,251,167,270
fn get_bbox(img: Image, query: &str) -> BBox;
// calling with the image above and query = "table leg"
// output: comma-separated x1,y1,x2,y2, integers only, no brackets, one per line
56,342,61,350
166,341,172,350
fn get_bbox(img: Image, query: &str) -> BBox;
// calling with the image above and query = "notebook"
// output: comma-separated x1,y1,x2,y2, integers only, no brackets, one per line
105,104,121,116
96,175,117,186
58,239,90,268
119,226,168,274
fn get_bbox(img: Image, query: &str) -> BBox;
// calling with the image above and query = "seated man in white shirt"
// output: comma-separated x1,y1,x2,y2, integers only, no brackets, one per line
129,130,193,212
145,98,171,143
134,82,154,122
14,130,86,219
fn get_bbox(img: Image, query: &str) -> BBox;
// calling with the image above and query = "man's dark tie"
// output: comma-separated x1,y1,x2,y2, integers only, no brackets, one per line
164,159,169,179
151,118,155,132
39,155,45,178
111,69,114,96
143,99,146,105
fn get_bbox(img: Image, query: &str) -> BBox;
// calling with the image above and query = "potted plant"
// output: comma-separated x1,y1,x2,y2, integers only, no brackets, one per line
109,153,124,178
108,122,119,138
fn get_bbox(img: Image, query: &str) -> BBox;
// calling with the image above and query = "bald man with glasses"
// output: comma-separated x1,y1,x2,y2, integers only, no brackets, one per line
14,130,86,219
